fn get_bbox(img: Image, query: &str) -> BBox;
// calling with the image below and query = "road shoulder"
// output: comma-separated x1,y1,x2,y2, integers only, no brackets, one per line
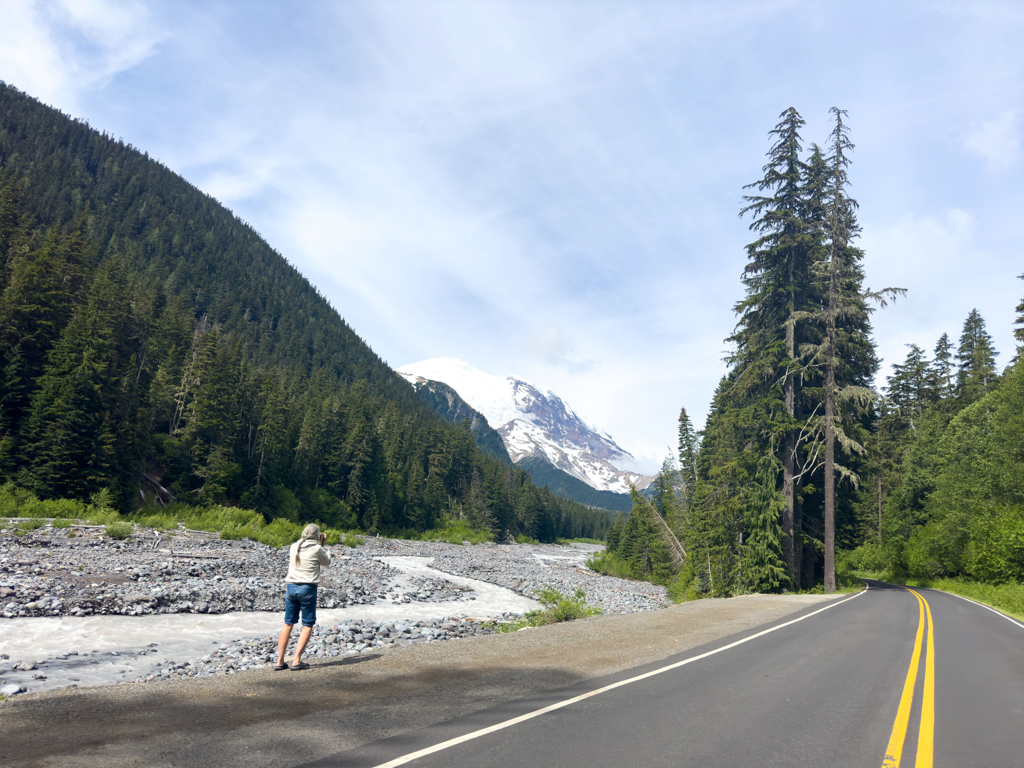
1,593,839,768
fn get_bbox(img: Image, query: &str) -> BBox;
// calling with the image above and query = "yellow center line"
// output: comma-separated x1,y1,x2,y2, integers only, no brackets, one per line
909,588,935,768
882,590,924,767
881,588,936,768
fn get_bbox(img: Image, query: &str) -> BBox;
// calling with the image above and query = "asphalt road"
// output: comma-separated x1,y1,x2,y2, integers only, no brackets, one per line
310,582,1024,768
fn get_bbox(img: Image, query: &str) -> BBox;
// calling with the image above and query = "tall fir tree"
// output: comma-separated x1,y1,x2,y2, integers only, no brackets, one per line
955,308,999,402
677,406,700,510
885,344,935,420
739,456,789,593
796,108,902,591
1012,273,1023,363
734,107,818,585
932,332,955,400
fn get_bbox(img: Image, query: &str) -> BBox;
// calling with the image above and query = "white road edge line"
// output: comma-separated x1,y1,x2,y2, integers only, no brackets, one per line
929,589,1024,630
371,590,866,768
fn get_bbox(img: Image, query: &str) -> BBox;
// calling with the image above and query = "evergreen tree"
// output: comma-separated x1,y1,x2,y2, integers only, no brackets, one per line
735,108,817,584
932,332,955,399
677,406,699,510
1012,273,1023,363
955,309,998,402
739,456,789,593
796,108,903,592
885,344,935,419
18,262,130,499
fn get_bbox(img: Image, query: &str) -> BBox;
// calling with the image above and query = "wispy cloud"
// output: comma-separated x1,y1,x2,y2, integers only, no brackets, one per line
961,110,1021,169
0,0,163,110
1,1,1023,469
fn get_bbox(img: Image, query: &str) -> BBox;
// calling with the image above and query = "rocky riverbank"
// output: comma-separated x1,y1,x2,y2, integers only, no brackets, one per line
1,519,672,697
0,523,471,619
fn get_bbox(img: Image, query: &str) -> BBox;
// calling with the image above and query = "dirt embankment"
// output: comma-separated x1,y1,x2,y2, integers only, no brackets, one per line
0,593,838,768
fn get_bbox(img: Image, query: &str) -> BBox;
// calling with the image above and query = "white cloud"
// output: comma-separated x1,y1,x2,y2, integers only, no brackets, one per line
861,208,1018,385
4,1,1024,473
962,110,1022,169
0,0,162,111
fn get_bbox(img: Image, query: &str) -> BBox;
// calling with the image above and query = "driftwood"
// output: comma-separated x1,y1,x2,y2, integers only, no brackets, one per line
141,472,176,507
642,496,687,570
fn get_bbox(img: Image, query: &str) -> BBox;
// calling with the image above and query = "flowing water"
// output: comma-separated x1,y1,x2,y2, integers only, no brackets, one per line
0,557,539,694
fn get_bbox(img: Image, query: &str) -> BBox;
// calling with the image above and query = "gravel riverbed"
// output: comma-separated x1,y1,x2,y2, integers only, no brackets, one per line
0,521,668,697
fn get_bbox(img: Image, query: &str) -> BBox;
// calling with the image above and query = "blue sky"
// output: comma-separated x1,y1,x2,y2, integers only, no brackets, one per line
2,1,1022,472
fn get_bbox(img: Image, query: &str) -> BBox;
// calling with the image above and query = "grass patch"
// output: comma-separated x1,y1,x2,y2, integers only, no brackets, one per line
913,579,1024,620
322,529,364,548
18,519,46,532
104,522,134,540
0,482,90,519
498,586,602,631
414,519,494,545
855,573,1024,622
515,534,540,545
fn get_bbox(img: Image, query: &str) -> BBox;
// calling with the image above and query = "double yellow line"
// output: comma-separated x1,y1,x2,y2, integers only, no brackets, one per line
881,588,935,768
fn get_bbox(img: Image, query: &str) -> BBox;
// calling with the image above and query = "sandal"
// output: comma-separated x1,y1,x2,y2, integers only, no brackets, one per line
274,662,289,671
290,661,310,671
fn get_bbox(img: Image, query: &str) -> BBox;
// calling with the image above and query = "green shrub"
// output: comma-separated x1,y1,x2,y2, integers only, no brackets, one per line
838,541,889,575
535,585,601,623
416,519,494,545
500,586,601,631
666,573,702,603
587,550,635,580
218,523,247,540
964,505,1024,584
18,519,46,531
515,534,539,545
86,508,122,526
137,513,177,531
51,518,74,529
0,482,90,519
105,522,134,540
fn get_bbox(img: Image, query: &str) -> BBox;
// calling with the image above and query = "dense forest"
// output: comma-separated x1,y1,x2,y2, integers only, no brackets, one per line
601,107,1024,596
0,82,611,542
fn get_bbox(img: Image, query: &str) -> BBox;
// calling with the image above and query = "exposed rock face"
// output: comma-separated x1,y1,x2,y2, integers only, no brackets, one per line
399,358,653,494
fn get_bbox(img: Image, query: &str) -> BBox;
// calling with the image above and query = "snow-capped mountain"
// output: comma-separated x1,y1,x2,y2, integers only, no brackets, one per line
397,357,653,495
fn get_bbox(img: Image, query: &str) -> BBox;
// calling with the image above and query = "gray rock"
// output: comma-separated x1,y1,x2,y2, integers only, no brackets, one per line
1,683,23,696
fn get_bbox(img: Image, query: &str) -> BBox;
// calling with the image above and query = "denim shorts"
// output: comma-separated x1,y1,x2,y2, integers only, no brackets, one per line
284,583,318,627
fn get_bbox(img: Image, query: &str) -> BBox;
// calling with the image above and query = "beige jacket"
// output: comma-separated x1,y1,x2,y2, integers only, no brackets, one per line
286,540,331,584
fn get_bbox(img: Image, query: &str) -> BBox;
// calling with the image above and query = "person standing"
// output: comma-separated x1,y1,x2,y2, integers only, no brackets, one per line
275,523,331,671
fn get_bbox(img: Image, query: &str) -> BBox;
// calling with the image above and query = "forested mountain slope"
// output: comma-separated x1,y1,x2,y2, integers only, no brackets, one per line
517,456,631,513
402,377,512,464
0,82,609,542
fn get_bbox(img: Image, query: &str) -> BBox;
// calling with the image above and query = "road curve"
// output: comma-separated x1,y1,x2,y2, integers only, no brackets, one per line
310,581,1024,768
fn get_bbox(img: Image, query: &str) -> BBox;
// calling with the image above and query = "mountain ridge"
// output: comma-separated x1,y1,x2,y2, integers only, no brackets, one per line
398,357,654,495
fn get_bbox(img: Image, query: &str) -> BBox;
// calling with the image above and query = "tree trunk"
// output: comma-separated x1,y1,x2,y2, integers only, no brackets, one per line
823,277,837,593
783,246,798,588
877,475,883,541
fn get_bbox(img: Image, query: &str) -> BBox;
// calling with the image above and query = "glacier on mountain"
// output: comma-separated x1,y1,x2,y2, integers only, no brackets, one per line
397,357,653,495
